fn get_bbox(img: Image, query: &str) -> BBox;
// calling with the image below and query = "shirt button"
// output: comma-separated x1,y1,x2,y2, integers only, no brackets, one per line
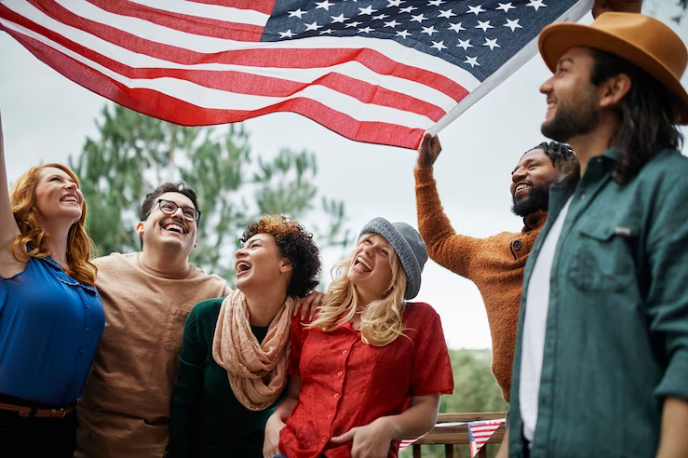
350,335,355,340
581,193,587,200
337,371,343,376
342,350,347,355
322,437,327,443
334,393,340,398
512,240,522,250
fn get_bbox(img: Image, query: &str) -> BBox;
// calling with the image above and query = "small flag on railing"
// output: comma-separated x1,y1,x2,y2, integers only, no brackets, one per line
467,419,505,457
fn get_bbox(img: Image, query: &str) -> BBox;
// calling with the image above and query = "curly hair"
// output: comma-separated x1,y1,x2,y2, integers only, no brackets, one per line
241,215,321,298
309,236,408,347
10,163,97,286
590,48,683,185
529,140,580,182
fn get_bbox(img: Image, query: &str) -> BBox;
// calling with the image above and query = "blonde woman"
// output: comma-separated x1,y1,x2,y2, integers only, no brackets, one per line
0,112,104,457
264,217,454,458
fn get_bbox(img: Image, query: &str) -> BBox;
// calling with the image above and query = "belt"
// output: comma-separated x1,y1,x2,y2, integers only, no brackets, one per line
0,402,74,418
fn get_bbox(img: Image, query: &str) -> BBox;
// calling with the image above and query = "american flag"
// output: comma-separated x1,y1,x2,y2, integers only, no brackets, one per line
0,0,589,149
467,419,505,457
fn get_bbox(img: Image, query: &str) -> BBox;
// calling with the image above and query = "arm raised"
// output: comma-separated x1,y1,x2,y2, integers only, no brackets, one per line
0,112,23,278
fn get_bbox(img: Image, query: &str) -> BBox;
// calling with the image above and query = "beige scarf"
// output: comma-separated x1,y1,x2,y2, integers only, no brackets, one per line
212,289,295,411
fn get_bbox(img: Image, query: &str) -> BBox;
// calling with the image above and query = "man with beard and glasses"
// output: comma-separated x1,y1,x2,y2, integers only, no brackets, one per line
75,182,231,458
414,135,577,402
502,13,688,458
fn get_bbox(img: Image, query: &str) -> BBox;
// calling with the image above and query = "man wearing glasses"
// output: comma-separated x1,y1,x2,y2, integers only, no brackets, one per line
76,183,231,458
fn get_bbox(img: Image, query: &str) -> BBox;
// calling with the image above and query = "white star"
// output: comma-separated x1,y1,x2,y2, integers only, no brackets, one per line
428,0,446,6
331,14,349,23
373,13,390,20
358,5,378,15
504,18,522,31
483,37,500,50
345,21,362,27
399,5,418,13
456,38,472,50
288,9,307,18
320,29,333,35
421,25,438,36
496,2,516,12
279,29,294,39
315,0,334,11
475,20,493,32
396,29,411,38
464,56,480,67
387,0,404,6
438,9,456,18
431,40,447,51
305,21,323,31
467,5,486,15
358,26,374,33
447,22,466,33
384,19,401,28
411,13,427,23
527,0,546,11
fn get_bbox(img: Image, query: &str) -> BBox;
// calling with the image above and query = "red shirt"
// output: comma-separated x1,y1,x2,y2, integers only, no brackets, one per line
279,302,454,458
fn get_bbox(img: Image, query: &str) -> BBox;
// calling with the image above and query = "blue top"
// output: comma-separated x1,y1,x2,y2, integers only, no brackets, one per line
0,255,105,406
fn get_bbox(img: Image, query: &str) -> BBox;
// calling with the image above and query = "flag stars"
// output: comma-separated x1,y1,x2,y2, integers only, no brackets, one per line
279,29,295,39
399,5,418,13
358,5,378,15
288,9,307,18
396,29,412,38
431,40,447,51
466,5,486,15
345,21,362,27
373,13,390,20
483,37,500,50
411,13,428,23
358,26,374,33
315,0,334,11
305,21,323,31
475,20,493,32
331,14,349,23
464,56,480,67
504,18,522,31
496,2,516,12
527,0,547,11
456,38,472,50
428,0,446,6
438,9,456,19
447,22,466,33
384,19,401,28
320,29,333,35
421,25,438,36
387,0,404,6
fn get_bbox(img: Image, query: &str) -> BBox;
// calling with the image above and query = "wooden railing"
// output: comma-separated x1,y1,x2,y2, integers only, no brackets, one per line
411,412,507,458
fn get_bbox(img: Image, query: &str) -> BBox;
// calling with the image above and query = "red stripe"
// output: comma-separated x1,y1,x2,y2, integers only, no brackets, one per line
84,0,264,42
25,0,467,101
1,24,424,149
1,5,445,121
187,0,276,15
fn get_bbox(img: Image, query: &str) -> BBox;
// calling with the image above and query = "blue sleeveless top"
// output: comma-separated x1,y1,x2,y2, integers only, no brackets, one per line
0,256,105,405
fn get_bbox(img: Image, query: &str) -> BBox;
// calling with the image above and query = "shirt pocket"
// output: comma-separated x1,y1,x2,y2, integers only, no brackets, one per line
163,306,192,352
567,224,636,292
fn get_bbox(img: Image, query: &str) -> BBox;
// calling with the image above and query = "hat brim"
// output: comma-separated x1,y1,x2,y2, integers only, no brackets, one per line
539,22,688,124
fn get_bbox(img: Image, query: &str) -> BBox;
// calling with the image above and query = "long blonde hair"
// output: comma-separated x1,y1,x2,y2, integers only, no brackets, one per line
10,163,97,286
309,238,408,347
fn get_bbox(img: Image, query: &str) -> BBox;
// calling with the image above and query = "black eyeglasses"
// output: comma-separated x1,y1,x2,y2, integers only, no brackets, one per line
146,199,201,222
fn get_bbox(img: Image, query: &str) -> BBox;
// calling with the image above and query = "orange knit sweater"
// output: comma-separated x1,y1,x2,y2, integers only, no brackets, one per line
415,168,546,402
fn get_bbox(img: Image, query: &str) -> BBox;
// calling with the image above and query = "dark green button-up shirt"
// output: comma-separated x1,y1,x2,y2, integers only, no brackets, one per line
509,148,688,458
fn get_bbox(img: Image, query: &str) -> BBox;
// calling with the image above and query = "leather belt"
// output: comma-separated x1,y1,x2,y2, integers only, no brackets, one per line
0,402,74,418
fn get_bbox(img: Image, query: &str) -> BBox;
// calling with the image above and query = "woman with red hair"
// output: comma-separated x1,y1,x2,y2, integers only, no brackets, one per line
0,112,105,456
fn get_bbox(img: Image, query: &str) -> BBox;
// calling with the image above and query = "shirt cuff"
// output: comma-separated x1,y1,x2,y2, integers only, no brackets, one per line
655,348,688,401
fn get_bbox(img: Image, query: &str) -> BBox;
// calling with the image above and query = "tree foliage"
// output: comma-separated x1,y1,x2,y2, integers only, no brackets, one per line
70,105,350,281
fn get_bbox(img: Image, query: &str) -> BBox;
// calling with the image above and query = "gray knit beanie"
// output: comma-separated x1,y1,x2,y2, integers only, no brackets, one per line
358,217,428,300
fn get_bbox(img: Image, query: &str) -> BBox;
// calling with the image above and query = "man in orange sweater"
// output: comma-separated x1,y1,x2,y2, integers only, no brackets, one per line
414,134,577,401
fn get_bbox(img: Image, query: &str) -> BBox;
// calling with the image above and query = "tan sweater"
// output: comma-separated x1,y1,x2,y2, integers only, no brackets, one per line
415,168,546,401
76,252,231,458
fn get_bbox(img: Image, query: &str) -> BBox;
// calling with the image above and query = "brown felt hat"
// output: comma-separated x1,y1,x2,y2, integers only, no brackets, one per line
538,12,688,124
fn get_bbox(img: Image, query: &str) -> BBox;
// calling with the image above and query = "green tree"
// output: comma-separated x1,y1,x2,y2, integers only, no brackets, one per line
70,104,350,281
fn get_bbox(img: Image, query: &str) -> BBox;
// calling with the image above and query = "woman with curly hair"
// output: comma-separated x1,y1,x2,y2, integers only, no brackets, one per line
168,214,321,458
0,113,104,457
263,218,454,458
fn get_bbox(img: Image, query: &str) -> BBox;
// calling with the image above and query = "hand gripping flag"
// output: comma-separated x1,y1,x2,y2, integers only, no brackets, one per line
0,0,591,149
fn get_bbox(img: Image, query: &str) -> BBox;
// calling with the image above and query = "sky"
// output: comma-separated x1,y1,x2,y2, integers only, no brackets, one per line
1,2,687,350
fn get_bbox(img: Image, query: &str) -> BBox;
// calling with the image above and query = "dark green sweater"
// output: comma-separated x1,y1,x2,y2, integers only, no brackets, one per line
168,298,279,458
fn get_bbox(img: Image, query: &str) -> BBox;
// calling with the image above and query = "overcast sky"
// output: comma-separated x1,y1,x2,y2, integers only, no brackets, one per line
1,3,686,349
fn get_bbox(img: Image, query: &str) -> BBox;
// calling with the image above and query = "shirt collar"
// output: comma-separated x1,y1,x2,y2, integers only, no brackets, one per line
522,209,547,233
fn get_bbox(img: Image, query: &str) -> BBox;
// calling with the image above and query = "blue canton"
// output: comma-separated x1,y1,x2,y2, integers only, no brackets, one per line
263,0,580,80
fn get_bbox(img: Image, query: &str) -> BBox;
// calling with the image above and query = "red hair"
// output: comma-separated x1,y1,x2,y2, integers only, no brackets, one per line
10,163,97,286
